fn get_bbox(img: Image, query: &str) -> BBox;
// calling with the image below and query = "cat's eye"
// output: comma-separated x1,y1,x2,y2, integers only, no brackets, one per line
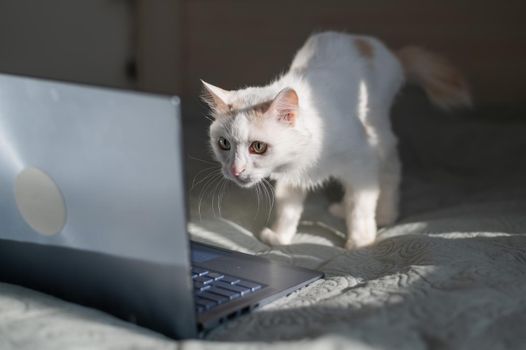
218,137,231,150
249,141,268,154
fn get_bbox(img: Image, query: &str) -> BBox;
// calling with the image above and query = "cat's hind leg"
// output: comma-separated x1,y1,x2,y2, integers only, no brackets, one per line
341,162,381,249
259,181,306,246
365,105,401,228
330,156,399,227
376,151,401,227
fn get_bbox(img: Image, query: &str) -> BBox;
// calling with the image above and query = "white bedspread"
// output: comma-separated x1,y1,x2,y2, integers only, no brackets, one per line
2,95,526,349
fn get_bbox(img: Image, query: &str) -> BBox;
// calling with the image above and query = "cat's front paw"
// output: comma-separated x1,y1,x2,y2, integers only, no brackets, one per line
259,227,292,246
345,235,375,250
345,234,376,250
344,239,356,250
345,221,377,249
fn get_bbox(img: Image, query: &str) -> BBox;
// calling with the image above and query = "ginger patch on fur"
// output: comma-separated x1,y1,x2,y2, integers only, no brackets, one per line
354,38,374,59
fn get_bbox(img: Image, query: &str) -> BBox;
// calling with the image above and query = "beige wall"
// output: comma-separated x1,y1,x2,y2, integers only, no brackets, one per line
136,0,183,94
1,1,522,106
173,0,526,106
0,0,134,89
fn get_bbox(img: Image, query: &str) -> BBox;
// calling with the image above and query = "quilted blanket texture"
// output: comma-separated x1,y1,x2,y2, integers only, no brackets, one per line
1,95,526,349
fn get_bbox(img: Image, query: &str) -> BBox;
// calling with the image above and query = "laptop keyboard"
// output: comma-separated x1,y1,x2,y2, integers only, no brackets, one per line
192,266,263,313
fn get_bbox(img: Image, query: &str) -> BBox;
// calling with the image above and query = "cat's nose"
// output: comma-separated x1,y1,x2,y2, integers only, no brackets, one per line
231,165,245,177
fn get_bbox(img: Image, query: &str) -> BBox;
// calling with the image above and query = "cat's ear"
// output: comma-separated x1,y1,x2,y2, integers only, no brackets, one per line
201,80,231,114
268,88,299,126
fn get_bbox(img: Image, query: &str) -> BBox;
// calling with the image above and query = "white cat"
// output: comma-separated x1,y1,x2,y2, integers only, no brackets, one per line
202,31,470,249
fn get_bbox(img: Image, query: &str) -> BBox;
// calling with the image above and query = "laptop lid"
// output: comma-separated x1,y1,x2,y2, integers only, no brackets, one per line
0,73,196,338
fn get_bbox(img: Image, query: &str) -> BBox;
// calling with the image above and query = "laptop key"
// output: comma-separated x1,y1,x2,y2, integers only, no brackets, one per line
207,272,224,281
195,297,216,310
237,280,262,292
192,267,208,277
208,287,240,300
200,291,228,304
194,282,211,292
221,275,240,285
194,276,214,284
214,281,251,295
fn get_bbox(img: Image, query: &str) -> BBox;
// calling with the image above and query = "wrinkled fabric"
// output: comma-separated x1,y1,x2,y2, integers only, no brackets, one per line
1,95,526,349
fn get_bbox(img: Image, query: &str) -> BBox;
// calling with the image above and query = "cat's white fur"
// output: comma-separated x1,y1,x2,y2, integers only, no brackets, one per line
203,31,470,249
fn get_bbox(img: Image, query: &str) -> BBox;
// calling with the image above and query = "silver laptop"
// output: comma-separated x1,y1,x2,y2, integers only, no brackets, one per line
0,73,323,339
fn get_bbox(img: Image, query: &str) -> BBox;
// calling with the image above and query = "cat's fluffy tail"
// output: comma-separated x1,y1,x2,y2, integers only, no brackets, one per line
396,46,472,110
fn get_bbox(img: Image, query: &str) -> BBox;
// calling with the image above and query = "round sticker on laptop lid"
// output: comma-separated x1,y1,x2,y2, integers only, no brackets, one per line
15,167,66,236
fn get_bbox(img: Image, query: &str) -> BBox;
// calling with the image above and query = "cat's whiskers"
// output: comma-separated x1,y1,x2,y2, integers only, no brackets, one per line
191,166,221,190
217,179,228,218
258,181,268,222
254,183,262,220
188,154,217,165
209,176,224,218
191,166,218,197
261,179,276,224
197,172,222,221
211,176,226,218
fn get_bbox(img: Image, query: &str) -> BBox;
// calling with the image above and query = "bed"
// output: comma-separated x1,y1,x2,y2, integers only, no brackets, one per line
1,93,526,349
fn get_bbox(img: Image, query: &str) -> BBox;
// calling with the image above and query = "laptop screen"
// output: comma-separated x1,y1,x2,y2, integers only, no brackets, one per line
0,73,196,338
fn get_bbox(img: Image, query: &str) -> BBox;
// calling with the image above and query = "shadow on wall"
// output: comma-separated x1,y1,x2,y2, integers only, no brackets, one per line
0,0,136,88
182,0,526,106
